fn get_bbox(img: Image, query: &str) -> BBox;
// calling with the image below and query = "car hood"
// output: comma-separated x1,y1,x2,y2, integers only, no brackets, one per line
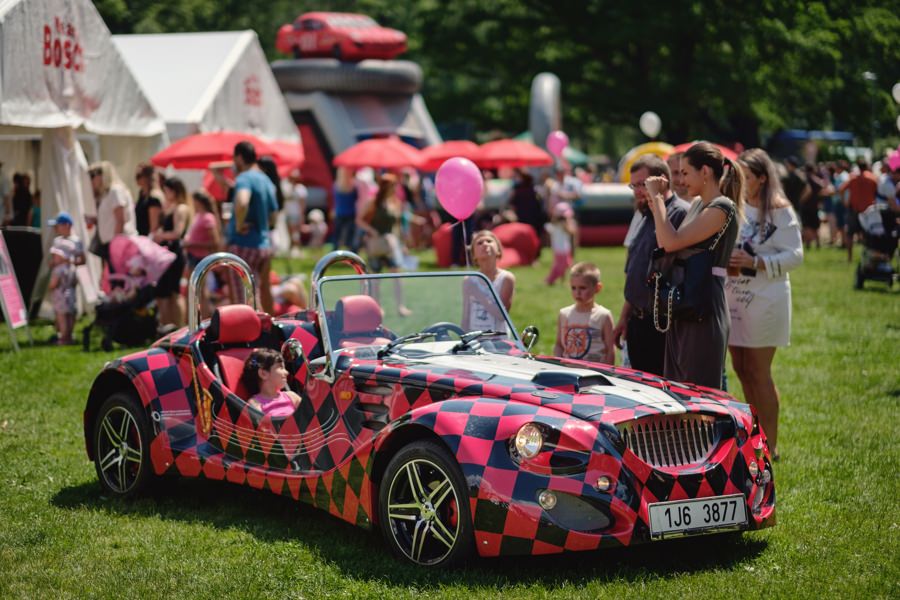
349,351,743,424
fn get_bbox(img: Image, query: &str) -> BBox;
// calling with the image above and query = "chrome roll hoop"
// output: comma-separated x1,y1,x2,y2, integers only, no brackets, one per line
188,252,256,332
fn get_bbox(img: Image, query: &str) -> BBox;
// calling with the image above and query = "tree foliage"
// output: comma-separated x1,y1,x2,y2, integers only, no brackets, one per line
95,0,900,154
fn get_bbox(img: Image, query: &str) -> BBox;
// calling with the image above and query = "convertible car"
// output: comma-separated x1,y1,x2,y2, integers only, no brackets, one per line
83,251,775,567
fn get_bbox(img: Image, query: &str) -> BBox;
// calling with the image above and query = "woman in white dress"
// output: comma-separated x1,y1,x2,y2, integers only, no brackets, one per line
727,148,804,459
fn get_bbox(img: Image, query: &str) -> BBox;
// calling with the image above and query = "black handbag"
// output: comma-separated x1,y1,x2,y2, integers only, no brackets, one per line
648,206,734,332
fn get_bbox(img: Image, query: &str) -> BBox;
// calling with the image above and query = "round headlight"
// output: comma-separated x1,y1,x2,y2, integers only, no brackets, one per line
748,461,760,478
514,423,544,459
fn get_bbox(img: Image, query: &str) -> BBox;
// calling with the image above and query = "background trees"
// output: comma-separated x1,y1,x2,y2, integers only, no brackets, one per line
95,0,900,156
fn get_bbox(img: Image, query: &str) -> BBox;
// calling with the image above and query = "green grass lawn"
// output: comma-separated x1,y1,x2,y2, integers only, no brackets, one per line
0,245,897,599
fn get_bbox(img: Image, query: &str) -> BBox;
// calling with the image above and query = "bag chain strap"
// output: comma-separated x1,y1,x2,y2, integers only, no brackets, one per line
651,272,675,333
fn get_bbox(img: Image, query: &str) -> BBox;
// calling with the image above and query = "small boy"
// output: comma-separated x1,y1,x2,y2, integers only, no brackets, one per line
553,262,615,364
47,211,85,266
48,240,78,344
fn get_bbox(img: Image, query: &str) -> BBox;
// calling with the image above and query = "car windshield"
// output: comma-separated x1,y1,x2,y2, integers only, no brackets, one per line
327,15,377,29
318,272,517,355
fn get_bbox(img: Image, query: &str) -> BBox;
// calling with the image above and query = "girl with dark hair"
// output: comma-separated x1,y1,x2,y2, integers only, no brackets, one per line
727,148,803,459
240,348,301,417
645,141,743,389
183,190,222,270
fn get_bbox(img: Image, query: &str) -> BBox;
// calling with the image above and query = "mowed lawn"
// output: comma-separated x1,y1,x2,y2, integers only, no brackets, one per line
0,245,897,599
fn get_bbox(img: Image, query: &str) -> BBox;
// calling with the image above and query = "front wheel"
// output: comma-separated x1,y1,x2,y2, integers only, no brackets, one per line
93,392,154,497
378,441,473,567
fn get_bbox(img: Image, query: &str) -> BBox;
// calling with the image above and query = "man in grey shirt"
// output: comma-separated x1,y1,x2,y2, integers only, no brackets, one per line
612,155,690,376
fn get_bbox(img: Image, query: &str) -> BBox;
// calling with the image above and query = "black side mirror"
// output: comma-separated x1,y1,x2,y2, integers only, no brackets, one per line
281,338,307,386
521,325,539,353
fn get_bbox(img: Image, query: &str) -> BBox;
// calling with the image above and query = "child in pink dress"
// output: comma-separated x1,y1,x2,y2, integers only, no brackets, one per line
240,348,301,417
48,242,78,344
544,202,577,285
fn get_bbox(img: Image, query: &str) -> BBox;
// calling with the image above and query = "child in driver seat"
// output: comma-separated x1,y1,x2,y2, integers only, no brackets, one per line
240,348,301,417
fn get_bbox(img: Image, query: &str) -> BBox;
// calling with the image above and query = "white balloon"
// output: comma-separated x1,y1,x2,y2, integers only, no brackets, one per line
639,111,662,138
892,82,900,104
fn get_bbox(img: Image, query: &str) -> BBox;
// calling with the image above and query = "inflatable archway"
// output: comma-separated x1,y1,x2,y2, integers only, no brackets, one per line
616,142,674,183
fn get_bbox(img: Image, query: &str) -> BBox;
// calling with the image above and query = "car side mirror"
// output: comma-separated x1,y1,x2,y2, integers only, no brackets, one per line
521,325,539,353
281,338,307,386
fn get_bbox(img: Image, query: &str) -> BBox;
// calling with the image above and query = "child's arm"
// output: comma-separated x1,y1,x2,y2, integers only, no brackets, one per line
602,311,616,365
498,271,516,311
553,311,564,357
49,270,59,290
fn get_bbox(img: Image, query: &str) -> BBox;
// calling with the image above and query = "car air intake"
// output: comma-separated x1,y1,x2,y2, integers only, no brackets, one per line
617,414,722,468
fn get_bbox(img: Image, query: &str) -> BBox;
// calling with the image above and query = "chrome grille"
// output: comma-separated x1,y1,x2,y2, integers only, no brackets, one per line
617,415,720,468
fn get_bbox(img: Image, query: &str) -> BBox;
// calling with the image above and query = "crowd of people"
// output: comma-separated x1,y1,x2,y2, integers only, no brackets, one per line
16,138,900,451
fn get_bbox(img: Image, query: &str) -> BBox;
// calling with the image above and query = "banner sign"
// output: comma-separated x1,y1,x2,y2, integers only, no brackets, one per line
0,231,28,329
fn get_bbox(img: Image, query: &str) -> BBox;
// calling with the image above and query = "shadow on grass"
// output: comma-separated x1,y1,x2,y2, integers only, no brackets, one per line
52,477,767,589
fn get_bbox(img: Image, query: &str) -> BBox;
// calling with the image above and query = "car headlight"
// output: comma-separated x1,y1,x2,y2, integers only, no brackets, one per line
515,423,544,459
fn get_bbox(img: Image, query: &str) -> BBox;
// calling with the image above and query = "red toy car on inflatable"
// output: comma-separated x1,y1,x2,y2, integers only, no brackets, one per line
83,251,775,567
276,12,407,60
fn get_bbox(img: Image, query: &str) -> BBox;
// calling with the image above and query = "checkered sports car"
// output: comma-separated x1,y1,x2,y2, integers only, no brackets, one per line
83,251,775,567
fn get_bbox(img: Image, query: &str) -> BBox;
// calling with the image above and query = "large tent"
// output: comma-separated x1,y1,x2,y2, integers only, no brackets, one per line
113,31,300,145
0,0,167,308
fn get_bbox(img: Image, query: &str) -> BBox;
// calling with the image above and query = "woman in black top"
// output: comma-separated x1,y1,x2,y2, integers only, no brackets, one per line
134,163,162,236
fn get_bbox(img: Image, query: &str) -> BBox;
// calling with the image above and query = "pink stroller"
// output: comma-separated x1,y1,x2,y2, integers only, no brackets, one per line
83,235,177,351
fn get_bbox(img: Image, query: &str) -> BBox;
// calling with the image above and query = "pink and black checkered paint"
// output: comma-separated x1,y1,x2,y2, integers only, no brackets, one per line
84,316,774,558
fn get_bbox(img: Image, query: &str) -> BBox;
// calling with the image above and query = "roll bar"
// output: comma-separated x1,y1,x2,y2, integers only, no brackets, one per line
188,252,256,332
310,251,369,311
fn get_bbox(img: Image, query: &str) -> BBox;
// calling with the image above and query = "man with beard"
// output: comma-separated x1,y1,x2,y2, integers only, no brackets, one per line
612,155,690,376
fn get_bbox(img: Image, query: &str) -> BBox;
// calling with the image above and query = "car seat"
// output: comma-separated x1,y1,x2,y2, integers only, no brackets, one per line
204,304,264,399
333,295,391,348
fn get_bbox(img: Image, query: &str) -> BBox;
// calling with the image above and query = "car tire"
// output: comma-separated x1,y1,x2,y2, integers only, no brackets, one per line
271,58,423,95
93,392,154,497
332,44,343,61
378,440,474,567
292,45,302,59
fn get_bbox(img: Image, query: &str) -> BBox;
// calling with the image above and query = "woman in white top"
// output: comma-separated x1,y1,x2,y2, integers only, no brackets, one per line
89,161,136,265
727,148,804,459
462,230,516,333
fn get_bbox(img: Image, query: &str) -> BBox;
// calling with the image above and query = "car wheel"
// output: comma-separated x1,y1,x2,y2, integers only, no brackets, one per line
855,265,864,290
292,45,302,59
378,440,473,567
332,44,343,61
93,392,153,497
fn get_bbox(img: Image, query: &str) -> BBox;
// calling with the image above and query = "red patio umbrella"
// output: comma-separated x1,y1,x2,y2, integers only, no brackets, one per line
668,141,739,161
151,131,303,171
332,137,423,169
474,139,553,169
419,140,480,172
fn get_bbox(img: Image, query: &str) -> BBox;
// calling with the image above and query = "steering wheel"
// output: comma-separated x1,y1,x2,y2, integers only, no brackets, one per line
422,322,466,342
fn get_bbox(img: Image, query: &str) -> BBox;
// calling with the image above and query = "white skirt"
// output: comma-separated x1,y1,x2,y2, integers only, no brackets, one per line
725,274,792,347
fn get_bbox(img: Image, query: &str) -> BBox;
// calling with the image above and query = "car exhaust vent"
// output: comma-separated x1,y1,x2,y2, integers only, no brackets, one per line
617,414,720,468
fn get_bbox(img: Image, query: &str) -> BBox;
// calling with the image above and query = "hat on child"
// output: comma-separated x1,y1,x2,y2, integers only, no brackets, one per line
48,212,73,226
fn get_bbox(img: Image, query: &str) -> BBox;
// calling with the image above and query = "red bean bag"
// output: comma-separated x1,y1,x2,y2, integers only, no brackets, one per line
432,222,455,267
493,222,540,268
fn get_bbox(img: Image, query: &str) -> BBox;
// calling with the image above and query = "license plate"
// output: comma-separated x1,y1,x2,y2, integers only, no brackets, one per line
648,494,747,538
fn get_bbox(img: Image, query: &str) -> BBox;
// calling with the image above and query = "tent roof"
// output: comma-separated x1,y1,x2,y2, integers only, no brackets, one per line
113,31,298,142
113,31,253,124
0,0,165,136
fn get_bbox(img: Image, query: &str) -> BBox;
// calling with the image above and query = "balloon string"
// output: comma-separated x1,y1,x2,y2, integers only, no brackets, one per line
461,220,470,268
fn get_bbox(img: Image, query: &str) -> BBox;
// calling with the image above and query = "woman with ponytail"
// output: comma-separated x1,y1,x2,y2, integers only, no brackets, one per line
726,148,803,460
645,142,742,389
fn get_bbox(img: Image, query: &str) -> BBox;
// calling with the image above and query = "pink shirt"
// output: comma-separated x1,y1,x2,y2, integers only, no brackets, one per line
251,391,296,417
185,212,218,258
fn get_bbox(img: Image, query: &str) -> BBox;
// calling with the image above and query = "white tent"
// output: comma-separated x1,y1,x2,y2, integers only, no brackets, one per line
113,31,300,145
0,0,167,308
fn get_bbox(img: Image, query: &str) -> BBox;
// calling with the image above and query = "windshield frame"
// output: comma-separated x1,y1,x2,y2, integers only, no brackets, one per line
314,271,522,376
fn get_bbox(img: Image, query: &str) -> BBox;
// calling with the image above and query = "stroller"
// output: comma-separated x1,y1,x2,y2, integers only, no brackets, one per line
83,235,176,351
855,203,898,290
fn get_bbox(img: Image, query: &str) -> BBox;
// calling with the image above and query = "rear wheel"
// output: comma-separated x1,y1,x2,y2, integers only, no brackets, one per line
332,44,343,61
378,441,473,567
93,392,154,497
292,45,302,59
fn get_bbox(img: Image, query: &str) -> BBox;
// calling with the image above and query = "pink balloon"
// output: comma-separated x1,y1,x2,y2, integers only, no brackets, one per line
435,157,483,220
888,151,900,172
546,130,569,158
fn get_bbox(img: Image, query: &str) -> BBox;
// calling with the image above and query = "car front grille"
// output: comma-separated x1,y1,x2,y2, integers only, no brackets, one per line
617,414,721,468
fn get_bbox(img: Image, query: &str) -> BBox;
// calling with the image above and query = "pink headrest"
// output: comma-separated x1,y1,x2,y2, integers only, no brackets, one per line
208,304,261,344
338,295,383,334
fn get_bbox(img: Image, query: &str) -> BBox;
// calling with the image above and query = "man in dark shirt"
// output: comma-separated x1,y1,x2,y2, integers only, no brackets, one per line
612,155,690,376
